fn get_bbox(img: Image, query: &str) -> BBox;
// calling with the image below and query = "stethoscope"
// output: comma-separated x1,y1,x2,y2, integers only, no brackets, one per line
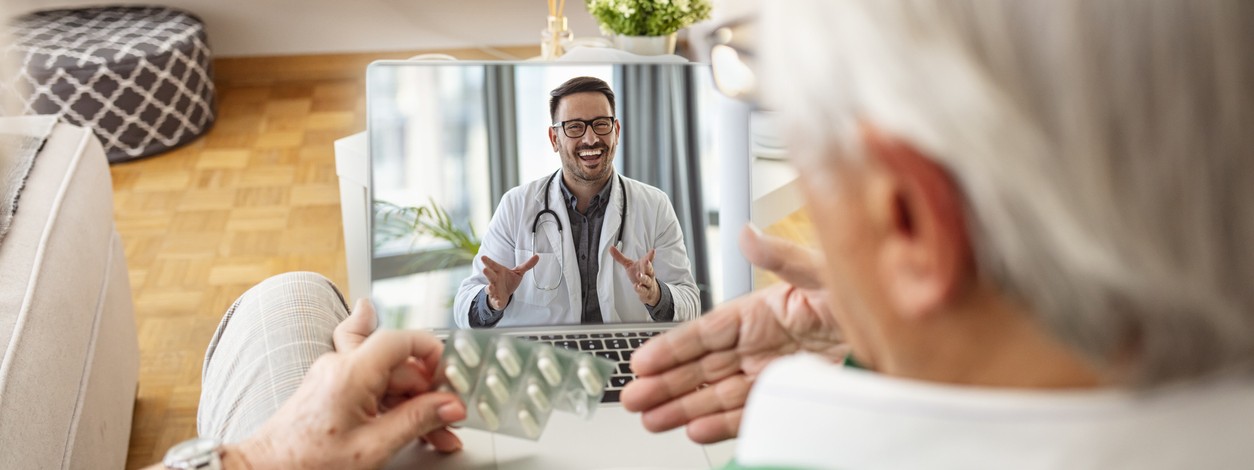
530,170,628,290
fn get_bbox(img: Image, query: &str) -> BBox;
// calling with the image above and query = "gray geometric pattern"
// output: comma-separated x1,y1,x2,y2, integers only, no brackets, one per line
3,6,216,162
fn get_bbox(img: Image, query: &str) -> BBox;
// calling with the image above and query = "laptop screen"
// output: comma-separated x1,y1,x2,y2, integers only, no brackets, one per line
367,61,747,331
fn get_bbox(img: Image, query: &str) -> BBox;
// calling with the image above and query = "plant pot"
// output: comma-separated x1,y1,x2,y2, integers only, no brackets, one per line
614,33,678,55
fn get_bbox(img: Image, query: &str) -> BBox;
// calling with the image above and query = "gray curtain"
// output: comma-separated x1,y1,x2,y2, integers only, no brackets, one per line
616,64,713,312
484,64,519,205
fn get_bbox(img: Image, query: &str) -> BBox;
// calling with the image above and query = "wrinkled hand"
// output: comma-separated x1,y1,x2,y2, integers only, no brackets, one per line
482,255,539,310
610,246,660,306
235,299,468,469
332,299,464,452
620,226,847,444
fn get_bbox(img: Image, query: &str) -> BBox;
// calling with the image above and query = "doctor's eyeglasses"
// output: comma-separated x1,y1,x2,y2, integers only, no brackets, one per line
553,116,616,139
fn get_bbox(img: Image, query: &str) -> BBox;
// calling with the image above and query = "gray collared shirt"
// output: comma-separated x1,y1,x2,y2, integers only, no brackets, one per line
470,174,674,327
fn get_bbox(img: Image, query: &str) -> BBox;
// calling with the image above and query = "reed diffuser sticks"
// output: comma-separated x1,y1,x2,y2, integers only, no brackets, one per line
547,0,567,18
543,0,572,59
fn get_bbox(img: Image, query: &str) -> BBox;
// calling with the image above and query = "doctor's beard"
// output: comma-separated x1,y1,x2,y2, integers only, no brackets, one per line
561,142,615,186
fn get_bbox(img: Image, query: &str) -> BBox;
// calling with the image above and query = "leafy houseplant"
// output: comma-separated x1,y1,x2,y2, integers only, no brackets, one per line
586,0,712,36
373,199,480,272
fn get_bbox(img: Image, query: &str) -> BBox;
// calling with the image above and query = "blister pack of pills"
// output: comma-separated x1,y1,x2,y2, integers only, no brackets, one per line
437,329,616,440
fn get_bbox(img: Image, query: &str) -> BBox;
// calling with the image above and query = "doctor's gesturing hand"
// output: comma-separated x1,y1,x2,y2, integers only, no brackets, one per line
610,246,661,306
481,255,540,310
621,226,848,444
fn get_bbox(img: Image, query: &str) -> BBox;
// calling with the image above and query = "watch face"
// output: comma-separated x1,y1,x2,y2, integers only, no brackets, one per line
164,437,221,468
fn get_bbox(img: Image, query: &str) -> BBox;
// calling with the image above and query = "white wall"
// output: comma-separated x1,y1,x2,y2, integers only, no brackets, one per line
7,0,605,57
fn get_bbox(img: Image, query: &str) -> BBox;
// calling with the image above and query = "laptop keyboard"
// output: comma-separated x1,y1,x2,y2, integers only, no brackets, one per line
518,331,660,403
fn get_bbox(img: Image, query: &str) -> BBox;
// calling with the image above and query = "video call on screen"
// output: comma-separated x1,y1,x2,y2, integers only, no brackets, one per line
369,63,730,330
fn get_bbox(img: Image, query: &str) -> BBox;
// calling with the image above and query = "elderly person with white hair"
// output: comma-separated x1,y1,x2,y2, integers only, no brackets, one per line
623,0,1254,468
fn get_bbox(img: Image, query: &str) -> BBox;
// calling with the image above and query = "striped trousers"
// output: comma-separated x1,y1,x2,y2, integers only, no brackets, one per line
197,272,350,442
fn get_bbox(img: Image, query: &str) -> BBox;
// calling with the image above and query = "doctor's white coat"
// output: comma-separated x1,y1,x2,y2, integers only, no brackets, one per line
453,174,700,327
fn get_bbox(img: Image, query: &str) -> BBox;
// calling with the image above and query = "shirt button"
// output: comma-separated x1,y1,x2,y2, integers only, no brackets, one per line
580,255,586,261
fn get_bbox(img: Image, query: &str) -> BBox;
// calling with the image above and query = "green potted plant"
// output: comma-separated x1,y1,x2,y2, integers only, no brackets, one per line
586,0,713,55
373,199,480,273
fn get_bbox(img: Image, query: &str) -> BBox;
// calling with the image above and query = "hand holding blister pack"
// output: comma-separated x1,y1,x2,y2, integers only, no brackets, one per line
437,330,616,440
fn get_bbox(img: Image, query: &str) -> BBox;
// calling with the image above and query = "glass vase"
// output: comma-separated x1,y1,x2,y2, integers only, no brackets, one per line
541,15,574,60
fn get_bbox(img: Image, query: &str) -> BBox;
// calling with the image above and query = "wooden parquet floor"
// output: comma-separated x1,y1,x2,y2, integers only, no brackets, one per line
114,77,361,469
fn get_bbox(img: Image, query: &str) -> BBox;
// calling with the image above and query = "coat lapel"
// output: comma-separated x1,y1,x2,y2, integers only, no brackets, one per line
597,176,628,323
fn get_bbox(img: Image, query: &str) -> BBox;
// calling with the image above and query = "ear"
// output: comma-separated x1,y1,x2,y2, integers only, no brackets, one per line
549,126,559,152
863,125,974,320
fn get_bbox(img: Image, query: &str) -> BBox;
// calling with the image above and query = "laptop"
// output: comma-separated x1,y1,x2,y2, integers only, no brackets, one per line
366,60,753,469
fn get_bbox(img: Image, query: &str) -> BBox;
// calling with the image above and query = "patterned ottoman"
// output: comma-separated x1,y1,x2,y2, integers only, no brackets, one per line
6,6,216,162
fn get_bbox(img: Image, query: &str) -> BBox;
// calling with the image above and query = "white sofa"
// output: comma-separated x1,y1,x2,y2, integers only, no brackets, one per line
0,123,139,469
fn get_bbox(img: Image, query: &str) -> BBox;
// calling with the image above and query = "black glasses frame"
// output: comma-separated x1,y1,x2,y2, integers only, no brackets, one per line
552,116,617,138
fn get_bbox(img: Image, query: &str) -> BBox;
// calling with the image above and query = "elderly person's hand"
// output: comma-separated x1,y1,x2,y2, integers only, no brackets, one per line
222,300,466,469
620,226,848,443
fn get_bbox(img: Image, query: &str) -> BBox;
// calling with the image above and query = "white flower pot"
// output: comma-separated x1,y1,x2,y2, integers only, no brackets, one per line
614,33,678,55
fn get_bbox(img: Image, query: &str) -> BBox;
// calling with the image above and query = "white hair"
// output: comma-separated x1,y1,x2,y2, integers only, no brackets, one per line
760,0,1254,386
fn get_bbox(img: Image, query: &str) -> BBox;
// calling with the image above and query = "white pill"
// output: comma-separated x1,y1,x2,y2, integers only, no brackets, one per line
452,336,480,368
477,400,499,430
526,382,551,412
536,355,562,386
496,345,522,377
518,409,541,438
445,364,470,394
577,362,604,396
485,370,509,403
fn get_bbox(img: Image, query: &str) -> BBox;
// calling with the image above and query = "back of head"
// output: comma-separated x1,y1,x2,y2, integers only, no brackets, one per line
761,0,1254,386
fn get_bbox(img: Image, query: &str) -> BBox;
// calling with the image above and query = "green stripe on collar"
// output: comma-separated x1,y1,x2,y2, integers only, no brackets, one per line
722,459,816,470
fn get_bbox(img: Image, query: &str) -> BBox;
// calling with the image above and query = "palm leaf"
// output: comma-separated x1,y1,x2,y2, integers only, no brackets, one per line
373,199,481,272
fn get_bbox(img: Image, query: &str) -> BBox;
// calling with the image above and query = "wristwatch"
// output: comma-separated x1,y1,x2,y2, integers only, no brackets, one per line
163,437,223,470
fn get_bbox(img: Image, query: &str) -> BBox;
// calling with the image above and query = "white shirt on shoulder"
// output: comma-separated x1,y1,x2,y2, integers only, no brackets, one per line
737,353,1254,469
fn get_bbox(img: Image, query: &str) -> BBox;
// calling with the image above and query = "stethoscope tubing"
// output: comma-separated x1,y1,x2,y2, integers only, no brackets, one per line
533,170,627,246
530,170,628,290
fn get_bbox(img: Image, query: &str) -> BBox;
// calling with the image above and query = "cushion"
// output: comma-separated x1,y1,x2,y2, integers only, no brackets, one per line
6,6,217,162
